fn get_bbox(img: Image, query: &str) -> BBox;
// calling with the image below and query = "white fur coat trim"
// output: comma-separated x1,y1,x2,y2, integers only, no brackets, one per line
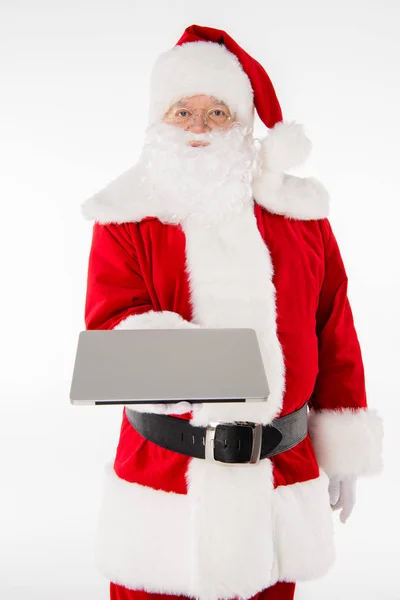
80,122,329,224
96,464,334,599
308,408,384,478
180,208,287,598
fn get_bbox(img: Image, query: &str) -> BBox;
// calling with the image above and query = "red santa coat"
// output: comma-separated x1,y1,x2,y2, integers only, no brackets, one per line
82,134,382,600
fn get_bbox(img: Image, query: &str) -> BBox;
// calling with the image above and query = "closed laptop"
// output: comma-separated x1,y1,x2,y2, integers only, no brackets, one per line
69,328,270,405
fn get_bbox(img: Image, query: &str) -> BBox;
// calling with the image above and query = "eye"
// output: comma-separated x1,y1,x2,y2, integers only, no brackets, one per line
175,110,190,118
209,109,229,119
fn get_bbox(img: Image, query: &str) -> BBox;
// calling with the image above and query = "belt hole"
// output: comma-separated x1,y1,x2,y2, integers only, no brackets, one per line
181,433,184,442
224,439,228,449
237,440,241,450
192,435,195,445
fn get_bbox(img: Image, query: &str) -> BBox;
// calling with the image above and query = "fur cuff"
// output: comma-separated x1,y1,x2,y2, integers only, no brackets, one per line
113,310,198,330
308,408,383,478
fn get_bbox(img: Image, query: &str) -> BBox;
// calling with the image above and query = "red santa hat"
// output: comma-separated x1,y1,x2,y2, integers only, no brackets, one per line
147,25,316,175
148,24,282,131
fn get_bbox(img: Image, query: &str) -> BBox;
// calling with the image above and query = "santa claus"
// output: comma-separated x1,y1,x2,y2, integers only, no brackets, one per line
81,25,383,600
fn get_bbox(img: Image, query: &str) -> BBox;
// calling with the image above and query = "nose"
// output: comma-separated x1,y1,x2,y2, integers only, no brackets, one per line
186,113,210,133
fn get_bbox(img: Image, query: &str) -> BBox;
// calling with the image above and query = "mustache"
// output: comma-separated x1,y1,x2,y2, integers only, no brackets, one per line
144,121,250,148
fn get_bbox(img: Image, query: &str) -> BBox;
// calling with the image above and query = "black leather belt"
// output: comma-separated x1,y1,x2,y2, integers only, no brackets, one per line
125,403,308,465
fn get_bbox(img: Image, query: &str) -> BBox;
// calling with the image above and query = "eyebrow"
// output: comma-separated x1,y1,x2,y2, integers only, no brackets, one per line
174,98,228,108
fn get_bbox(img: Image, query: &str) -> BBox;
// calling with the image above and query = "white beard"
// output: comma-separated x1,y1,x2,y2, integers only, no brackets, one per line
138,121,261,225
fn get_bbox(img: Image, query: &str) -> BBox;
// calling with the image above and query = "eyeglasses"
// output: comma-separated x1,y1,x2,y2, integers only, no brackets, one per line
164,106,233,128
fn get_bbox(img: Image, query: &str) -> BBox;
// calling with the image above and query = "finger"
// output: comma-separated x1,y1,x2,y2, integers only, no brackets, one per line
328,481,341,506
167,401,193,414
339,479,356,523
329,491,340,506
331,498,343,511
340,504,354,524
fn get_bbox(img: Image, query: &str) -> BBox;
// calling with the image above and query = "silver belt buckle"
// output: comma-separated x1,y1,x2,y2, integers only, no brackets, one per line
205,421,262,465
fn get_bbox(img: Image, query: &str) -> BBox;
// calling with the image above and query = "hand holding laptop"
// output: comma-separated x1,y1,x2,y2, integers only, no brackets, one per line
129,400,203,414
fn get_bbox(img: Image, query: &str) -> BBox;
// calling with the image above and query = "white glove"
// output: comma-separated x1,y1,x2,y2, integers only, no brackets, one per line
328,475,357,524
151,401,203,415
125,401,202,415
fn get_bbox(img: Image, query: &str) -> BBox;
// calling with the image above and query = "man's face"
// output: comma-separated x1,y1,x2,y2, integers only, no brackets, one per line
141,98,258,223
163,95,235,147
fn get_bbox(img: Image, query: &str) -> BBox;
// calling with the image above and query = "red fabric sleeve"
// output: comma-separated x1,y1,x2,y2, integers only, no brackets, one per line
84,222,153,331
307,220,383,478
310,219,367,412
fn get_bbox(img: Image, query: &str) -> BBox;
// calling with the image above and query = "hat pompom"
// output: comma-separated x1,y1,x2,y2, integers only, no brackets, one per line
260,121,312,173
252,121,330,220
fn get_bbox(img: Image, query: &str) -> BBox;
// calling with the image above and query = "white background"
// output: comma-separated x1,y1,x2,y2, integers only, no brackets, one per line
1,0,399,598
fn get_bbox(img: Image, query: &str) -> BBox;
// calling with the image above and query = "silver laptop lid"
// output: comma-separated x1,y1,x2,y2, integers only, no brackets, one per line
70,328,269,405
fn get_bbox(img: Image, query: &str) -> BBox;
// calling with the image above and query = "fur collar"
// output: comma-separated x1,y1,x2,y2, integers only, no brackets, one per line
81,122,329,224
